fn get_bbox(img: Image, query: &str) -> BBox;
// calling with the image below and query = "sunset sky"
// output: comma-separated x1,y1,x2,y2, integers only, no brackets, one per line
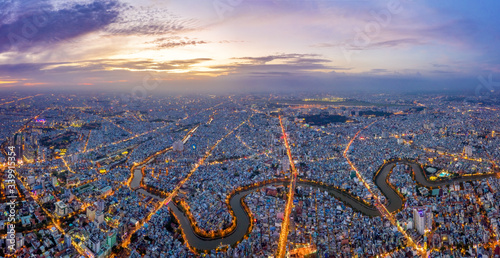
1,0,500,92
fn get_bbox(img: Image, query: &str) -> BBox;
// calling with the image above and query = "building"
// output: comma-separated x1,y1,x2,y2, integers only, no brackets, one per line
27,176,35,186
87,206,96,221
12,133,24,162
464,146,473,157
106,231,117,247
55,201,68,217
52,176,59,187
97,199,105,212
15,233,25,250
413,207,433,235
96,210,104,225
424,123,435,130
99,186,112,198
65,234,72,248
173,140,184,152
281,157,290,172
87,234,101,254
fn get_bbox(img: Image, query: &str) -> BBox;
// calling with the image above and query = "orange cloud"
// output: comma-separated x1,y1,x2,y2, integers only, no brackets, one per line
24,82,48,86
78,83,94,85
104,80,128,83
0,80,18,84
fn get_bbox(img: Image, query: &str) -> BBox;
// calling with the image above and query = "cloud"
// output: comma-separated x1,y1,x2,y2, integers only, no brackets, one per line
213,54,350,76
370,38,424,48
234,54,318,64
369,69,388,73
250,71,292,77
0,58,214,75
105,6,197,36
23,82,48,86
146,37,208,49
0,0,122,53
0,63,49,74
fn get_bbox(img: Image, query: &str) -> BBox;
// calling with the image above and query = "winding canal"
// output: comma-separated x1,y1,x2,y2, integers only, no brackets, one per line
132,158,496,252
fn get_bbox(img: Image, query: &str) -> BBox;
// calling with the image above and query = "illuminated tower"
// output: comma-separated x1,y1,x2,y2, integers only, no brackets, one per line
413,207,432,235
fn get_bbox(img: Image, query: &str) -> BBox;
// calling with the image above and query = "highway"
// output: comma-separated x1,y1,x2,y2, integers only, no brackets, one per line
276,115,299,258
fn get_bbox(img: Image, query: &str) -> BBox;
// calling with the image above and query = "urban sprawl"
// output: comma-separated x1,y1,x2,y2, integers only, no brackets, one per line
0,93,499,258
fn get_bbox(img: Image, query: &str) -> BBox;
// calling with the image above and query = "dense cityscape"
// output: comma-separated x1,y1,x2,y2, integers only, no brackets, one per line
0,92,499,257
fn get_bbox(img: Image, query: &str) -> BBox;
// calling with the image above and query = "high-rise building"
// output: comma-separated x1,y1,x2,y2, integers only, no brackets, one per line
65,234,72,248
107,230,117,247
13,133,24,162
14,133,23,146
97,199,105,212
87,234,101,254
96,210,104,225
87,206,96,221
413,207,432,235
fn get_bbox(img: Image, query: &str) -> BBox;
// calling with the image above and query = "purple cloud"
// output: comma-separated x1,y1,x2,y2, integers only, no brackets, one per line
0,0,122,53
